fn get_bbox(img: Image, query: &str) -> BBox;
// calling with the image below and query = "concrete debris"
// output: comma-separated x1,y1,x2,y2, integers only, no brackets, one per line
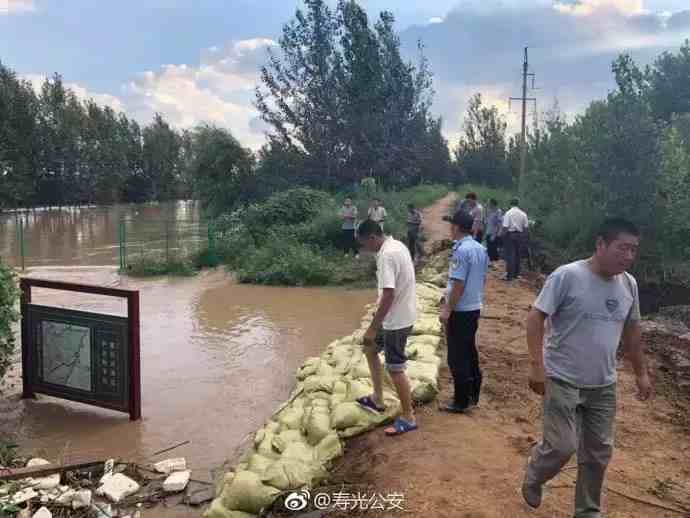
72,488,92,509
32,507,52,518
163,469,191,492
97,473,140,503
153,457,187,475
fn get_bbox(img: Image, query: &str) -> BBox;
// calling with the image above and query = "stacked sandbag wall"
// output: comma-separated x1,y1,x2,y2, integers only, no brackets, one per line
205,258,449,518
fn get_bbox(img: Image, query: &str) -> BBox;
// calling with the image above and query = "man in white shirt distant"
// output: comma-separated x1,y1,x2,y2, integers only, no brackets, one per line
367,198,388,231
500,198,529,281
355,219,418,436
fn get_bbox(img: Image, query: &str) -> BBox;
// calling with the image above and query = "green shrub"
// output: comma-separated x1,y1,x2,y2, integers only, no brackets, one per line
236,238,335,286
0,262,19,383
244,188,331,239
207,183,449,286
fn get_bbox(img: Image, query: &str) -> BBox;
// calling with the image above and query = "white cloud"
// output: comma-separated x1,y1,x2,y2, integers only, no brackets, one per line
21,38,277,150
125,38,278,149
23,74,125,113
428,16,444,24
0,0,35,15
553,0,645,16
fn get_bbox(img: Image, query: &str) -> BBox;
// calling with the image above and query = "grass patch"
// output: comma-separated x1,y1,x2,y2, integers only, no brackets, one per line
122,255,198,277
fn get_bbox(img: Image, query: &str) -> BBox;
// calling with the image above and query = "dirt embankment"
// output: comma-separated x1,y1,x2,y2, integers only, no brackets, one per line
326,196,690,518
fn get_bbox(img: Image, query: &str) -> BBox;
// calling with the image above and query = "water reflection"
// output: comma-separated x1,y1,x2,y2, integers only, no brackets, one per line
0,201,202,268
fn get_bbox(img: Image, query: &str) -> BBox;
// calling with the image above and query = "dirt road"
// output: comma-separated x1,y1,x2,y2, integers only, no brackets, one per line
329,196,690,518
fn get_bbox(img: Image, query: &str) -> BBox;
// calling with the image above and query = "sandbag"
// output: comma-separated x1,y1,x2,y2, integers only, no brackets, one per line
281,441,316,463
315,432,343,463
345,379,372,402
331,402,379,430
296,357,321,381
407,343,440,363
412,318,442,337
220,470,280,515
255,431,281,460
261,459,327,491
303,375,336,394
276,406,304,431
407,361,439,386
350,358,372,379
246,453,274,477
303,406,332,446
203,497,257,518
272,429,306,453
411,380,439,403
408,335,442,348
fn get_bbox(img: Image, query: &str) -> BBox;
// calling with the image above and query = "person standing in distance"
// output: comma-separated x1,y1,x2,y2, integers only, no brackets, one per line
339,197,359,258
500,198,529,280
485,198,503,263
522,218,652,517
355,219,418,436
406,203,423,262
368,198,388,231
439,211,489,413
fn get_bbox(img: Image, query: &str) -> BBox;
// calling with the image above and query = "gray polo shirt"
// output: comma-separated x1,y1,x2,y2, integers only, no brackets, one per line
534,260,641,388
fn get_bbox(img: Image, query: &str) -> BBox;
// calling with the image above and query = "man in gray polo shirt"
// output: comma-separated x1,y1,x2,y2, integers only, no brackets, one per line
522,218,652,518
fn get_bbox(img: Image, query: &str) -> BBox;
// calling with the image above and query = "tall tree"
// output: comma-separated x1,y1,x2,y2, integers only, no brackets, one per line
255,0,447,190
454,93,511,187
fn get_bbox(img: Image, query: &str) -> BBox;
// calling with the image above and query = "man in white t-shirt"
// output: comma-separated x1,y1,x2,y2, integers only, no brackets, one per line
500,198,529,281
367,198,388,231
355,219,418,436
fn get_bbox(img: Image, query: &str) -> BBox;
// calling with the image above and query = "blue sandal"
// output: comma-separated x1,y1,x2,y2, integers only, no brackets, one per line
356,395,386,413
385,417,418,436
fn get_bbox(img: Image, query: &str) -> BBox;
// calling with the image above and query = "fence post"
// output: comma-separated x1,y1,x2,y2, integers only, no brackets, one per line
165,213,171,265
208,222,215,259
118,219,123,270
19,218,26,271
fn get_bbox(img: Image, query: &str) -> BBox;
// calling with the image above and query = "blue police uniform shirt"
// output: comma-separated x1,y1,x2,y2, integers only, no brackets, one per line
446,236,489,312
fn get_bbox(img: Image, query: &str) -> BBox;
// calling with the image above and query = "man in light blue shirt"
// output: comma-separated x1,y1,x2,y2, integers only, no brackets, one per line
439,210,489,413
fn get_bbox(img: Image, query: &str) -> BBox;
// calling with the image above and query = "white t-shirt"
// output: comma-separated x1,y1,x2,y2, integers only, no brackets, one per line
377,237,417,330
368,206,387,223
502,206,529,232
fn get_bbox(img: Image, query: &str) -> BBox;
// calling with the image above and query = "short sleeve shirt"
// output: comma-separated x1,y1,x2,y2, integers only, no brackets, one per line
445,236,489,312
340,206,358,230
377,237,417,330
534,260,641,388
368,206,387,223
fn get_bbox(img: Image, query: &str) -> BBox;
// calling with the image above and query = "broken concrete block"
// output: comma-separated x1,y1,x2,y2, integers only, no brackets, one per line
153,457,187,475
97,473,140,503
55,489,76,505
12,487,38,504
72,489,92,509
24,458,60,491
163,470,191,493
32,507,52,518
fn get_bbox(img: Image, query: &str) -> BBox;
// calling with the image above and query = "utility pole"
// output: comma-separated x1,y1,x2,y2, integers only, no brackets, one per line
509,47,536,192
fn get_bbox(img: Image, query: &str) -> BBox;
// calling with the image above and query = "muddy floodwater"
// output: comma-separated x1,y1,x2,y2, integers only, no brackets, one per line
0,204,375,516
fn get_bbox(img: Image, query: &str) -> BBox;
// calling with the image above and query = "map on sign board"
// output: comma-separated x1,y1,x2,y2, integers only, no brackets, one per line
41,321,92,392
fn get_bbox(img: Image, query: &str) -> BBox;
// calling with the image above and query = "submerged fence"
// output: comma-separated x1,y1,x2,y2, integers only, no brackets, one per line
117,216,217,270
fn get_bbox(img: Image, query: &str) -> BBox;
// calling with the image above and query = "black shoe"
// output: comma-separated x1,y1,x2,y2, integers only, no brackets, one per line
439,402,471,414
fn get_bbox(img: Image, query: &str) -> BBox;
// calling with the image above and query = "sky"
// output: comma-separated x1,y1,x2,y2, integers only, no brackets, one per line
2,0,690,149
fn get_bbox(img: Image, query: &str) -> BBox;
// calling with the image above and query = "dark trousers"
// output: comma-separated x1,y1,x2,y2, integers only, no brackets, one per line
341,229,358,255
407,229,420,261
486,235,501,262
504,231,524,279
446,310,482,409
